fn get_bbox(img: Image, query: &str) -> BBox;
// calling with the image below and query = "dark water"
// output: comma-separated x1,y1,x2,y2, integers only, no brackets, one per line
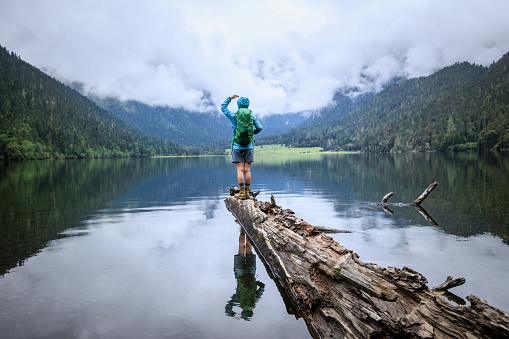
0,152,508,338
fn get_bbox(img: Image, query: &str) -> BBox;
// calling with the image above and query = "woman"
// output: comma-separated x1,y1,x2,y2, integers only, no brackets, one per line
221,94,263,199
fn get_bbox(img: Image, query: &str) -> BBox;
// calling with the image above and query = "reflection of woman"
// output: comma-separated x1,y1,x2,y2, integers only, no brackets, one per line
225,227,265,320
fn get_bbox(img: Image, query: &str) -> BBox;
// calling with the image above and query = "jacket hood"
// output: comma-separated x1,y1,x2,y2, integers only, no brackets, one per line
237,97,250,108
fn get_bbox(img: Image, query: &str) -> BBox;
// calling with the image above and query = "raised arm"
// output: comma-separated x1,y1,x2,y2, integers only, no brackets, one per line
221,97,234,118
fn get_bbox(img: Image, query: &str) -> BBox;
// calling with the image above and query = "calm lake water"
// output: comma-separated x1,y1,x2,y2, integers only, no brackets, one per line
1,152,508,338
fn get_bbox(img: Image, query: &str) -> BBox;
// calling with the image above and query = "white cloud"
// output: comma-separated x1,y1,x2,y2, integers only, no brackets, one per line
1,0,509,116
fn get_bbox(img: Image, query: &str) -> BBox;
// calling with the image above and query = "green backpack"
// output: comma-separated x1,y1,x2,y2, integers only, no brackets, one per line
233,108,254,145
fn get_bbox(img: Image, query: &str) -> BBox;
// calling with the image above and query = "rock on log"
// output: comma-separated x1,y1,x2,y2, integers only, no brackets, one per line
225,195,509,339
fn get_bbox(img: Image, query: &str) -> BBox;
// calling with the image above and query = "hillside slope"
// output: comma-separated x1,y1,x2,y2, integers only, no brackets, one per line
93,97,308,148
0,45,184,159
93,97,231,146
261,59,503,152
304,91,375,126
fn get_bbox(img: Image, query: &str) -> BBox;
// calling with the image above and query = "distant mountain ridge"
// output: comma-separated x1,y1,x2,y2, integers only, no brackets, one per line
303,91,375,126
91,96,309,147
260,55,509,152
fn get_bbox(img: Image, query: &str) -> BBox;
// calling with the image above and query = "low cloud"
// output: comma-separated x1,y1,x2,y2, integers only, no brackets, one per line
1,0,509,116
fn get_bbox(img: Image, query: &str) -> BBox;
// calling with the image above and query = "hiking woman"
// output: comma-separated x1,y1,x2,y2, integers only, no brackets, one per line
221,95,263,199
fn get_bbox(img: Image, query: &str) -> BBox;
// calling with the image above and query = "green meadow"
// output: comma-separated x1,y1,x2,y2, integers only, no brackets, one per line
224,144,357,155
222,144,358,165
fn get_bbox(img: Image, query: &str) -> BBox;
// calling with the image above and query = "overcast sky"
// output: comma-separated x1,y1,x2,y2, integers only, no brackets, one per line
1,0,509,116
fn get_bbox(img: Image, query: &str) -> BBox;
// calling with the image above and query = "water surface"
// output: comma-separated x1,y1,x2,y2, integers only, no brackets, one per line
1,152,508,338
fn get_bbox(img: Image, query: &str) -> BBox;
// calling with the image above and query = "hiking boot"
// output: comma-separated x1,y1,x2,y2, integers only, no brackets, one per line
245,186,251,199
234,186,247,200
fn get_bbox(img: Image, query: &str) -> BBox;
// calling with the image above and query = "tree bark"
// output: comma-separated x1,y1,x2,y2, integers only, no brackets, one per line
225,195,509,339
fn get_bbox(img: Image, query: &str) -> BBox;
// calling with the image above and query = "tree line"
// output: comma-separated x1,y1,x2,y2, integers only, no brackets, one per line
0,45,188,160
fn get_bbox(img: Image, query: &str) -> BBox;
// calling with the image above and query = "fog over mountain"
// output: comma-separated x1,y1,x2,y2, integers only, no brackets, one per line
1,0,509,116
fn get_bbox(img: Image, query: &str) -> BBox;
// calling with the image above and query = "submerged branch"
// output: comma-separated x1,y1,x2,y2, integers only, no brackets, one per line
378,181,438,206
414,181,439,205
382,192,395,203
377,182,439,225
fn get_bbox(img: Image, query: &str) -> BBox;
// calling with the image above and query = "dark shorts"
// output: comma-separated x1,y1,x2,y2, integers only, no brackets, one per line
234,254,257,276
232,149,254,163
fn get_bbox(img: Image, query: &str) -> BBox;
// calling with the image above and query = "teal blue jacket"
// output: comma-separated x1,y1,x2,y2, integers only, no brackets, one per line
221,97,263,149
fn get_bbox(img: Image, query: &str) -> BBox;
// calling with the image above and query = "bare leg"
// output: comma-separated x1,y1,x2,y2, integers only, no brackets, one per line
235,162,245,184
243,162,251,185
245,236,252,255
238,234,246,255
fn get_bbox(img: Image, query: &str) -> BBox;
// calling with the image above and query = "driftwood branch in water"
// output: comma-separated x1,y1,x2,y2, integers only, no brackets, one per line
379,181,438,206
382,192,395,203
414,181,439,206
225,194,509,339
378,182,439,226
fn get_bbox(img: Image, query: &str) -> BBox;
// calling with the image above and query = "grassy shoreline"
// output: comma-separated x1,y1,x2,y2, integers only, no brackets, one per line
224,144,359,155
152,145,359,158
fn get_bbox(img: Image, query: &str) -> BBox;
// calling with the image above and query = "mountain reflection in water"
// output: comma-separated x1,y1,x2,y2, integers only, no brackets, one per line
0,152,508,338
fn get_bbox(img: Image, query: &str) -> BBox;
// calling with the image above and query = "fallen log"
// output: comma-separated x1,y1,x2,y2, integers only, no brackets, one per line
226,187,351,234
225,194,509,339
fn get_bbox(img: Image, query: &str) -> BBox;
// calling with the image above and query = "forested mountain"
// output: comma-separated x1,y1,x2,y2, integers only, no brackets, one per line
93,97,232,146
0,45,185,160
261,56,509,152
92,97,308,148
258,112,308,135
303,91,375,126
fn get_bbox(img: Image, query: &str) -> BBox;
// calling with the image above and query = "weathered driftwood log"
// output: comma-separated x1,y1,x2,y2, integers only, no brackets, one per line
226,187,351,234
225,195,509,339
